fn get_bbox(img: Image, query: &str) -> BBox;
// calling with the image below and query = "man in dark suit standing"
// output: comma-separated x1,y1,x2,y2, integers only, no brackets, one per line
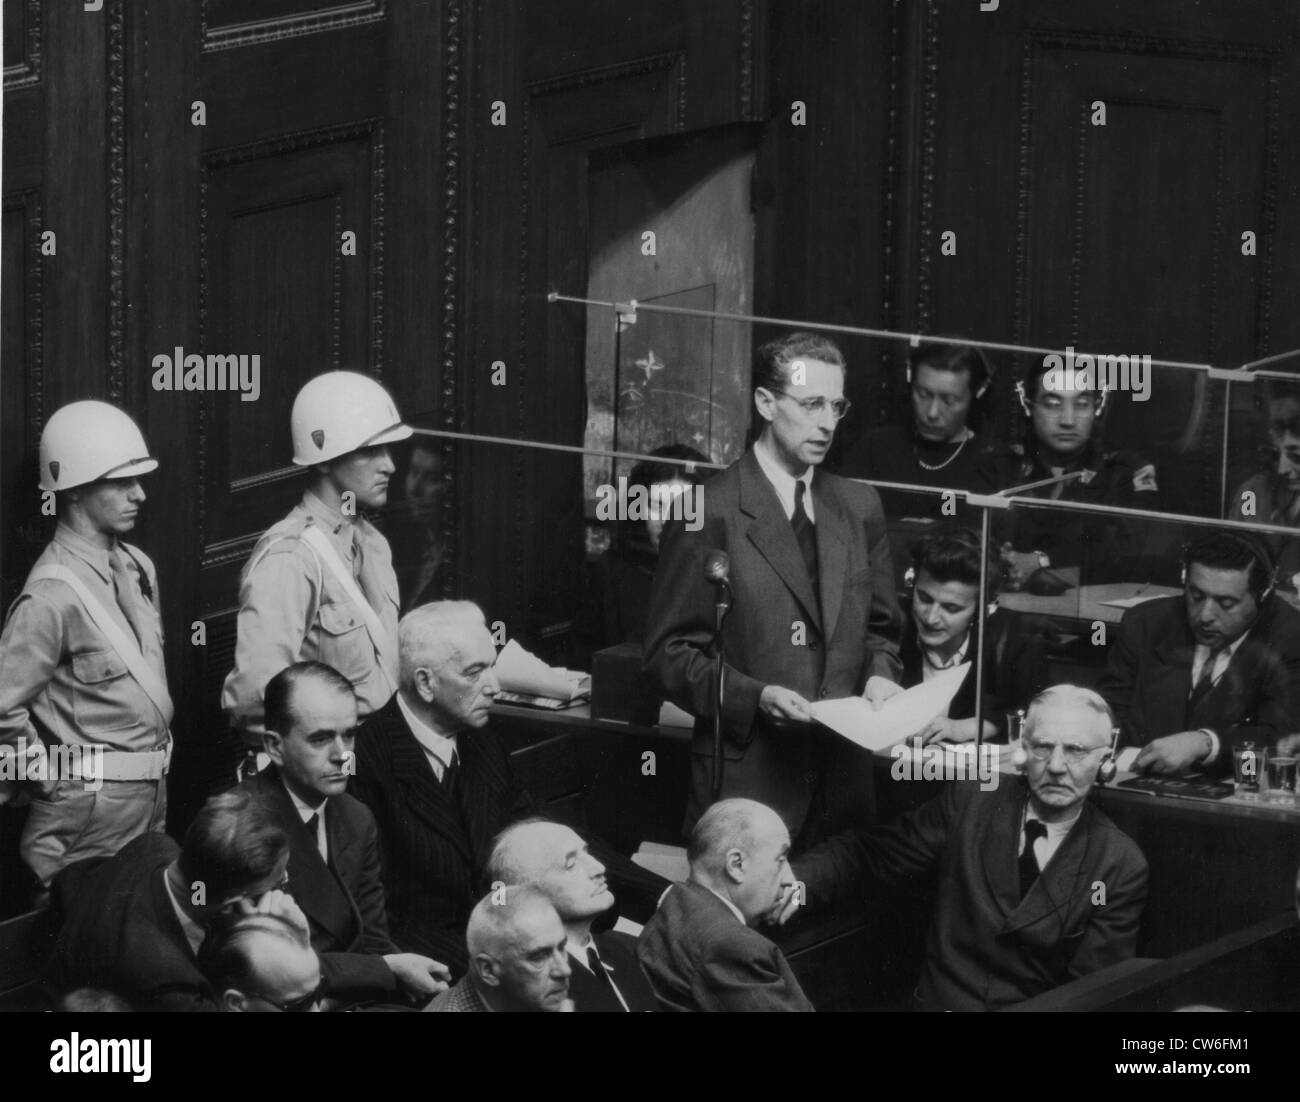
46,790,301,1010
487,818,656,1012
1097,530,1300,776
789,686,1148,1011
239,661,450,1004
349,601,534,974
637,798,813,1012
644,332,904,847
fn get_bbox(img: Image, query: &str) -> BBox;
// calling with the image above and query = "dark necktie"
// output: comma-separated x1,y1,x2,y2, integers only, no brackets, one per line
440,752,459,794
586,945,625,1010
108,549,149,648
305,811,328,864
1187,647,1225,715
1018,818,1047,899
791,481,820,600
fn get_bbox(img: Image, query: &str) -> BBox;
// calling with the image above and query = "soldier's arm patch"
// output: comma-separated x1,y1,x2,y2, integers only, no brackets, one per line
1132,464,1158,492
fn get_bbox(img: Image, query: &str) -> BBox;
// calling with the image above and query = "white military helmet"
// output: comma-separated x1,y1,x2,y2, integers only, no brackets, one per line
290,371,412,465
38,401,159,492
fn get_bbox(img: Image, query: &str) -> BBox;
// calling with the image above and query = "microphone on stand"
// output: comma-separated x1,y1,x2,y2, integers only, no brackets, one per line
703,550,733,800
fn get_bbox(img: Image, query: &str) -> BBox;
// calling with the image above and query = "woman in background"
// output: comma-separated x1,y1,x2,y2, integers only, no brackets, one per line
900,527,1051,743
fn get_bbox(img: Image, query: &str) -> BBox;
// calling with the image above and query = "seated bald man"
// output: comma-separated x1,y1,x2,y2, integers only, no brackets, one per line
487,819,657,1012
636,798,813,1012
424,886,573,1012
789,685,1148,1011
198,912,326,1013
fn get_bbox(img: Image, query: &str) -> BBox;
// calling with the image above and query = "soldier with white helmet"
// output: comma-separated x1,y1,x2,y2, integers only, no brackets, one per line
222,371,411,749
0,400,173,887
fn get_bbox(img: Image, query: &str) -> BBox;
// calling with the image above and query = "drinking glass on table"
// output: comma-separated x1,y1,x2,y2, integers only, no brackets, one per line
1231,741,1261,801
1264,747,1298,803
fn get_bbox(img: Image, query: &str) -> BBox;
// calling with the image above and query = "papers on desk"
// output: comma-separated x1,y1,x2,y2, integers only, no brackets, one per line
809,664,969,752
632,841,689,883
1100,594,1164,610
494,639,590,705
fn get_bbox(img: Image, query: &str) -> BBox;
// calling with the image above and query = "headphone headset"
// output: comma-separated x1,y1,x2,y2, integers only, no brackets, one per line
1014,376,1110,417
1011,717,1120,786
908,346,994,401
1179,531,1276,604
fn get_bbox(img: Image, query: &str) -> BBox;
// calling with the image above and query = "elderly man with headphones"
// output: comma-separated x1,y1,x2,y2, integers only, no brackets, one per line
222,371,412,753
1097,528,1300,776
779,684,1147,1011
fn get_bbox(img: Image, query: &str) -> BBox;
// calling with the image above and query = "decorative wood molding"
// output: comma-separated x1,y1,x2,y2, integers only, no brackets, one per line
530,51,682,99
201,533,262,571
3,0,41,90
437,0,463,599
201,0,385,52
915,0,939,334
3,190,45,439
108,0,127,404
739,0,756,120
197,119,385,551
878,0,905,410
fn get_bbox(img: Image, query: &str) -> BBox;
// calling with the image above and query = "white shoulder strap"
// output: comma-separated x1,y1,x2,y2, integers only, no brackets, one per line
29,565,175,726
299,525,396,688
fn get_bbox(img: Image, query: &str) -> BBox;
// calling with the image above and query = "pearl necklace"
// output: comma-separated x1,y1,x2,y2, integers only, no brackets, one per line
914,430,973,471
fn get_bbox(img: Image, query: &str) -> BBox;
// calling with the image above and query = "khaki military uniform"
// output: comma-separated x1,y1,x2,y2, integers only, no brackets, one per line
221,491,400,746
0,524,172,886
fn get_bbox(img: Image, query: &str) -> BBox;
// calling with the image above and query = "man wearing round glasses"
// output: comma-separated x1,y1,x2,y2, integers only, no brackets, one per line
789,685,1148,1011
645,331,905,852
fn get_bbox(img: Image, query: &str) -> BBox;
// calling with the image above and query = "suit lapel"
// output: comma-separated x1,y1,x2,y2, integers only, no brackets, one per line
812,473,849,644
739,451,822,628
388,713,474,864
254,768,358,947
1002,799,1092,935
981,781,1024,916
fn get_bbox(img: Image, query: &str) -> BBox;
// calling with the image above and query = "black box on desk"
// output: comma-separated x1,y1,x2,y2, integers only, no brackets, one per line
591,643,661,726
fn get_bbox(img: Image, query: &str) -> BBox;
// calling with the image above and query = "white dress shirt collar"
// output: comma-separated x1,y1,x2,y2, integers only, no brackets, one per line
705,885,748,926
1190,630,1249,687
163,872,207,957
282,775,328,861
396,691,459,780
752,440,816,523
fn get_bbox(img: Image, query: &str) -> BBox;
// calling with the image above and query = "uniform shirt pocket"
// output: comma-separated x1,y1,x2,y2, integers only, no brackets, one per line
318,599,371,683
70,649,135,733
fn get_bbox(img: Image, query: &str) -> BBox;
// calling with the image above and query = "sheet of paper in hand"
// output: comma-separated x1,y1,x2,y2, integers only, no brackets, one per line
809,663,970,752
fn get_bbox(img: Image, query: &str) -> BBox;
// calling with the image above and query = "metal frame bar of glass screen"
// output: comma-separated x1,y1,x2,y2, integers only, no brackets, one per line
413,423,1299,759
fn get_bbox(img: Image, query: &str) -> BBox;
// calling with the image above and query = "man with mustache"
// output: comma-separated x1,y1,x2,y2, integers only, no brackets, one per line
237,661,450,1005
487,819,657,1012
223,370,411,752
787,686,1147,1011
1098,530,1300,775
0,400,172,888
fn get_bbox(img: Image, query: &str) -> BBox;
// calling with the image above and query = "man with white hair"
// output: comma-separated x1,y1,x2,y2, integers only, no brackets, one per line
487,819,657,1011
349,600,534,973
424,887,573,1012
636,797,813,1012
790,685,1149,1011
350,600,665,976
